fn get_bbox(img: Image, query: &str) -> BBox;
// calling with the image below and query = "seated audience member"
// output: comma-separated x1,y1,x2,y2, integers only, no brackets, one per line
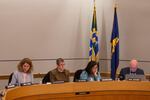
79,61,101,81
119,59,144,80
10,58,34,86
49,58,70,83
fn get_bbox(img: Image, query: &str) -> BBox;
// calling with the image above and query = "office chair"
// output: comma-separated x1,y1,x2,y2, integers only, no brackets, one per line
42,71,51,84
8,72,14,85
73,69,83,82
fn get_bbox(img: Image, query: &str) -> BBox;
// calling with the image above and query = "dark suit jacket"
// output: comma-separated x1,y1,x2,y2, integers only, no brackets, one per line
119,67,144,80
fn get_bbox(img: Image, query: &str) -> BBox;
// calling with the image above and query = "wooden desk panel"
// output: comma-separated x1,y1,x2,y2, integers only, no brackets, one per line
2,81,150,100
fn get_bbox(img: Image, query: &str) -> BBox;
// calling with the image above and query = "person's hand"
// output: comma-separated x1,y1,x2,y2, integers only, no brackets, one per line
94,71,98,76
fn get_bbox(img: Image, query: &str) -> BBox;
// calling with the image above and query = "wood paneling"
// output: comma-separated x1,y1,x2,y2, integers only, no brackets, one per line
2,81,150,100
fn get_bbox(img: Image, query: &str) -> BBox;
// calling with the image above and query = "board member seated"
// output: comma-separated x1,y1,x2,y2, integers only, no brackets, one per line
9,58,34,86
48,58,70,83
79,61,101,81
119,59,144,80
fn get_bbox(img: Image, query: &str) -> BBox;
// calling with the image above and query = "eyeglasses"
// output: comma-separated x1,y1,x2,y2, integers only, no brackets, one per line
60,63,65,66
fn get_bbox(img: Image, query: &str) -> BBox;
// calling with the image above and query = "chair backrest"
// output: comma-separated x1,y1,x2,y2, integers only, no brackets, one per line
8,73,14,85
73,69,83,82
42,72,51,84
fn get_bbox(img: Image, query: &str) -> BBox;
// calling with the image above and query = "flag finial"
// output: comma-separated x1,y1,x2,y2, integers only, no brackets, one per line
113,0,119,8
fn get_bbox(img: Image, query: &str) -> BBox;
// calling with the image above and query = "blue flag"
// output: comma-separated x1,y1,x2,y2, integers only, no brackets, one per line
89,1,99,62
111,7,119,80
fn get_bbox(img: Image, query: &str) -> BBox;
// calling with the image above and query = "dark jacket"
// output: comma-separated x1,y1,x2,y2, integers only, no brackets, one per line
119,67,144,80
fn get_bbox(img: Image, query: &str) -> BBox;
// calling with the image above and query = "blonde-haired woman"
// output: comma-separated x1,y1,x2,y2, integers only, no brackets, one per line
10,58,34,85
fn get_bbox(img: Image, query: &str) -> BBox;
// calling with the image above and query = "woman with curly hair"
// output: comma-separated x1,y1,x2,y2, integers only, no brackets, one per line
10,58,34,85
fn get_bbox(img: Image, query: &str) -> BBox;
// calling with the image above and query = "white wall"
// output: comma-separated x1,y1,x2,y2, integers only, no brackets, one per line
0,0,150,89
101,0,150,73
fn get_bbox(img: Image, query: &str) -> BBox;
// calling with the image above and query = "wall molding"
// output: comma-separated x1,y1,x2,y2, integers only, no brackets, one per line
1,58,150,62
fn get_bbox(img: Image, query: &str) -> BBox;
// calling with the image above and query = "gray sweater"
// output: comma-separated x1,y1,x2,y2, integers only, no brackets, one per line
10,71,33,86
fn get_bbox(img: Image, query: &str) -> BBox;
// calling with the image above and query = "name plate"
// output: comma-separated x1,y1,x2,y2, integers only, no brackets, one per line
76,80,87,82
52,81,64,84
20,82,32,86
101,78,113,82
128,78,141,81
5,84,16,89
